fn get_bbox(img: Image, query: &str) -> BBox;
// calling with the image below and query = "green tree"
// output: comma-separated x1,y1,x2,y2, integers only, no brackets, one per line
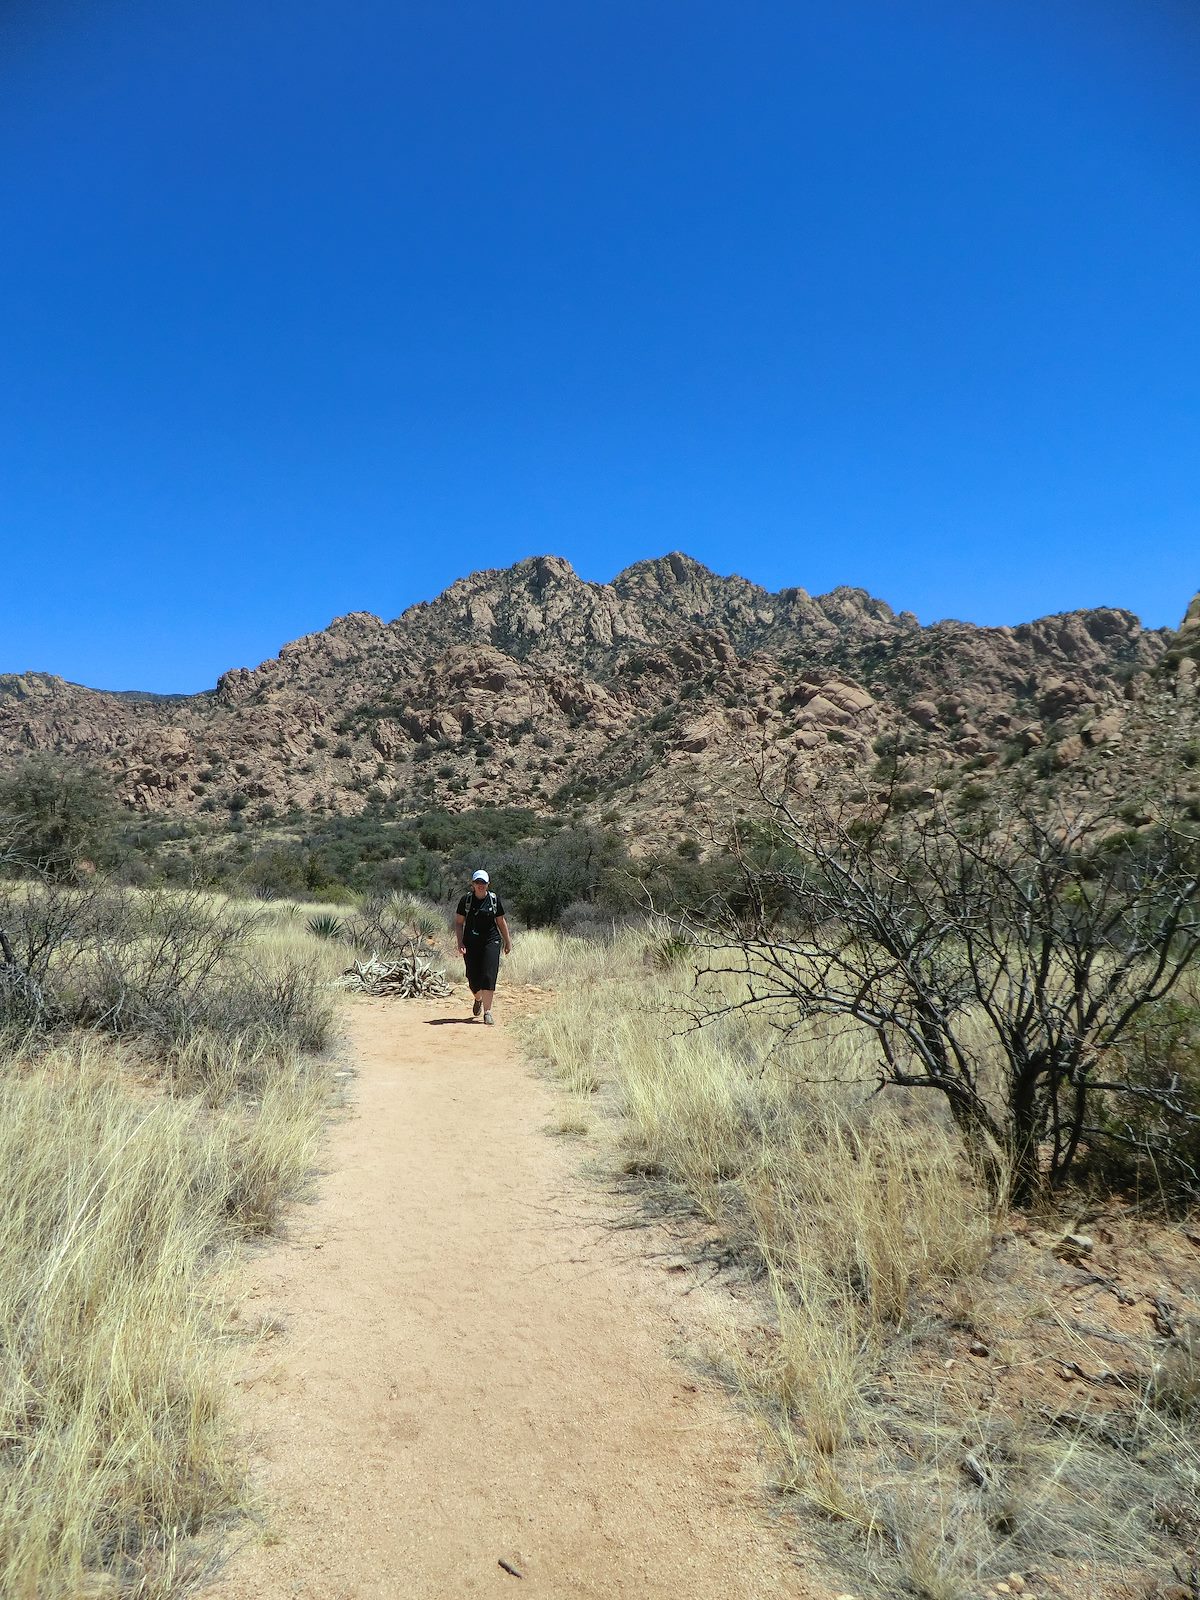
0,756,123,879
495,825,632,926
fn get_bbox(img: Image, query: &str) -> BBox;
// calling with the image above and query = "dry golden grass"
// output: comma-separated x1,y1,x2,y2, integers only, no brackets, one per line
0,894,341,1599
503,925,606,990
521,925,1200,1600
0,1040,233,1598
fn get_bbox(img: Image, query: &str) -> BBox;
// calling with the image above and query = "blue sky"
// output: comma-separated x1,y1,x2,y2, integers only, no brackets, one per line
2,1,1197,692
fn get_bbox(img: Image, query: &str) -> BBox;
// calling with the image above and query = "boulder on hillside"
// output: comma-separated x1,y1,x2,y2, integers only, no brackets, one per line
795,694,856,729
1053,733,1086,766
370,719,412,759
1168,593,1200,664
789,674,873,716
814,679,875,717
1081,710,1123,747
1038,678,1095,720
907,699,940,729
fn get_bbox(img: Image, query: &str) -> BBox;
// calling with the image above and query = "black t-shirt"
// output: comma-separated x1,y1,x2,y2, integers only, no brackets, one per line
457,890,505,942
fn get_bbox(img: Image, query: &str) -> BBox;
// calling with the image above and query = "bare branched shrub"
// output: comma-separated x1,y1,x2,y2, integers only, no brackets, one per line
688,781,1200,1204
354,892,441,955
0,880,108,1037
75,888,254,1038
0,885,334,1068
523,928,1200,1596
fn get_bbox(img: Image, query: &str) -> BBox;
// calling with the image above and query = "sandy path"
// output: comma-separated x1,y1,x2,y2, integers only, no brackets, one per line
210,992,813,1600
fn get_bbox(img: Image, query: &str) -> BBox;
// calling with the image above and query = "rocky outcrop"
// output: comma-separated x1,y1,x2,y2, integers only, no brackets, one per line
1160,593,1200,693
0,556,1186,828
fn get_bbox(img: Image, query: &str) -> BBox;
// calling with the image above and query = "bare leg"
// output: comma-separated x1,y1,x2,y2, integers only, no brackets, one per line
478,988,495,1016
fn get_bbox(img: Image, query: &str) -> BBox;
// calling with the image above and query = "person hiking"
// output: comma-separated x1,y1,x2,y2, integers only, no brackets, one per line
454,869,512,1026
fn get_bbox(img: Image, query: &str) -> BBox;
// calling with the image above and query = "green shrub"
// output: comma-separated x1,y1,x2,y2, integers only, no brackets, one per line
1086,992,1200,1202
956,781,990,813
0,756,124,880
494,825,632,927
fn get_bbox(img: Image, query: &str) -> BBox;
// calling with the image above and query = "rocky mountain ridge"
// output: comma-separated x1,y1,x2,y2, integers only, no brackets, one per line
0,554,1193,845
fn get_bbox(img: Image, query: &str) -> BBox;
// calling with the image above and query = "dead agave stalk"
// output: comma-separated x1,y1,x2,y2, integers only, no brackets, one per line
342,940,453,999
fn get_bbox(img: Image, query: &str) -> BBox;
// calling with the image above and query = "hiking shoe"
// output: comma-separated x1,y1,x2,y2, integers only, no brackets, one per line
483,1010,495,1026
472,997,482,1017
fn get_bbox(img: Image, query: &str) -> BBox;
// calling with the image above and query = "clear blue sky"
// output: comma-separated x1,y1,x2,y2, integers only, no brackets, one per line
2,1,1197,692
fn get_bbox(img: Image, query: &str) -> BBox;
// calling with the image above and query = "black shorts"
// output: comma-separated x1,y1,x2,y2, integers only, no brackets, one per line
464,938,501,993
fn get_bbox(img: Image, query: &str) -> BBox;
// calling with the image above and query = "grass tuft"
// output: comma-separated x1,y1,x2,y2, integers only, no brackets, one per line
0,886,345,1597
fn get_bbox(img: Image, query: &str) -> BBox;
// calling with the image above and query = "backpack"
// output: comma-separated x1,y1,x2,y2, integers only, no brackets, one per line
464,891,499,938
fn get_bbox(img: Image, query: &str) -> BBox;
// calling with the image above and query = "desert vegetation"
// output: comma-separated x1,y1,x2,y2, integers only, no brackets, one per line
3,727,1198,1599
0,829,346,1598
513,769,1200,1600
690,778,1200,1207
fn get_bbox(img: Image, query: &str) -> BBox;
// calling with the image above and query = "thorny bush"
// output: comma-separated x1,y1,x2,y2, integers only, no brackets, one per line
0,883,333,1062
687,778,1200,1205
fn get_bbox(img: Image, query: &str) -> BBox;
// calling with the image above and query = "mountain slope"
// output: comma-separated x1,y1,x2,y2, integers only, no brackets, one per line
0,555,1186,838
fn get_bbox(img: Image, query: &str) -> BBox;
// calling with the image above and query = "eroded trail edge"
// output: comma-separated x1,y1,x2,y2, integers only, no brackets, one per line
209,992,809,1600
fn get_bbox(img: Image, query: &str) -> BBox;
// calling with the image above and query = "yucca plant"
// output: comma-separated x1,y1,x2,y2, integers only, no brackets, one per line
647,929,693,971
412,909,443,940
306,912,345,942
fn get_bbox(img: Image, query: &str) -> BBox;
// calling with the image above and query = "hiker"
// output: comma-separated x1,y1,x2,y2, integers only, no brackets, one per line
455,869,512,1026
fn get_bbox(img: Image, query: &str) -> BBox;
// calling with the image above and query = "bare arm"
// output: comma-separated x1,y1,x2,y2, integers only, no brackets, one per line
496,915,512,954
454,912,466,955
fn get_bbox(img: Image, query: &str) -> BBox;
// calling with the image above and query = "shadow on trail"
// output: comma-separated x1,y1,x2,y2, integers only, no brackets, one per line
424,1017,480,1026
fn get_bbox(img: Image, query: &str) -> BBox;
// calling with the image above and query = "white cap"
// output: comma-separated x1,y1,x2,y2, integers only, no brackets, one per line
471,869,490,883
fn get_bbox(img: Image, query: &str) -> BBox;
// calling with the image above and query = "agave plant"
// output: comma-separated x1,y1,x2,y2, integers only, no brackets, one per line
647,928,693,971
307,912,345,942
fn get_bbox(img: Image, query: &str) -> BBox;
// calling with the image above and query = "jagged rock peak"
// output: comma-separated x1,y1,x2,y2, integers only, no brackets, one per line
814,585,903,625
420,553,581,608
610,554,782,649
616,551,724,587
0,671,68,702
613,552,763,601
1177,593,1200,645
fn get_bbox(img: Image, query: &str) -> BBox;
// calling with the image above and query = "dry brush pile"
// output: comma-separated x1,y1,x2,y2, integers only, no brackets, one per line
301,891,457,997
342,952,453,998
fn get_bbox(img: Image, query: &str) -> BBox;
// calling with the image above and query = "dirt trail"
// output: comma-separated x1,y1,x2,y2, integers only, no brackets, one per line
210,992,814,1600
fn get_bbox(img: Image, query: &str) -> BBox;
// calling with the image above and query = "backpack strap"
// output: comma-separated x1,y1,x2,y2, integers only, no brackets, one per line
467,891,498,930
